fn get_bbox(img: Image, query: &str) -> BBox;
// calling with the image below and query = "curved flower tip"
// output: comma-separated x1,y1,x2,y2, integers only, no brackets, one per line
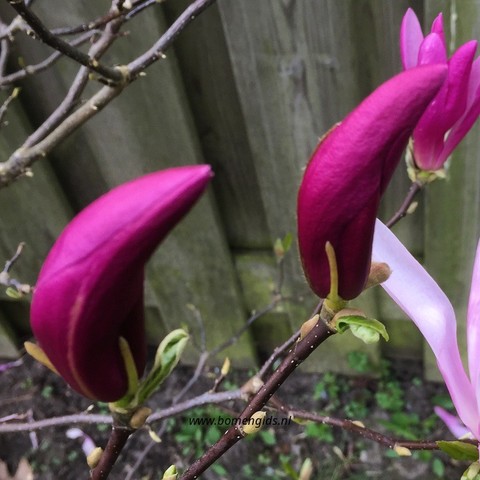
297,65,446,301
401,9,480,172
30,165,213,401
434,406,471,439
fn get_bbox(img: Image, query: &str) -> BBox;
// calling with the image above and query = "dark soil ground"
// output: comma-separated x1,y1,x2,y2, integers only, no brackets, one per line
0,354,470,480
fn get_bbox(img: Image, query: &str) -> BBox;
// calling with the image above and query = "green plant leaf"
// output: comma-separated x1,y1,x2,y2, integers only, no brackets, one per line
336,315,389,344
136,329,189,404
437,441,479,461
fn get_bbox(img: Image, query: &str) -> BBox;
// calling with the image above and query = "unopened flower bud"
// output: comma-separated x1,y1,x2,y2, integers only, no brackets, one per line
242,411,266,435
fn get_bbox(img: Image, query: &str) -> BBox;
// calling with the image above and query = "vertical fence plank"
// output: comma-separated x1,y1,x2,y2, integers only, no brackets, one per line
217,0,386,371
4,1,256,365
0,92,73,355
0,0,448,372
423,0,480,380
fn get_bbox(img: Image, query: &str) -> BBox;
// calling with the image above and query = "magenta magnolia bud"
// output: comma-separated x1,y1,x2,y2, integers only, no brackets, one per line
401,8,480,171
30,165,213,401
297,65,447,300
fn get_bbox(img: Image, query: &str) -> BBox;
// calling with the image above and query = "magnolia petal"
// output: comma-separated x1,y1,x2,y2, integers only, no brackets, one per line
431,13,447,49
439,56,480,164
435,406,471,439
418,33,447,66
372,220,478,434
414,41,477,170
400,8,424,69
468,241,480,424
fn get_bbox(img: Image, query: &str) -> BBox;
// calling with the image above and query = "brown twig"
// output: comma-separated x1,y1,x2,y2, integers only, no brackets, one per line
180,316,336,479
89,423,134,480
4,0,124,83
386,180,423,228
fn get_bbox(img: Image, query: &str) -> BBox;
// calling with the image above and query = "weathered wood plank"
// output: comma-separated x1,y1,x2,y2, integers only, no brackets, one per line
162,1,271,249
216,0,431,368
9,1,256,365
424,0,480,380
0,87,73,355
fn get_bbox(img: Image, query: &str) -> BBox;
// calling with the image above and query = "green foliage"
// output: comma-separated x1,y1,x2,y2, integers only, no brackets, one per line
135,329,189,405
347,351,372,374
259,429,277,446
304,423,334,443
41,385,53,399
335,315,389,344
375,379,404,411
432,457,446,477
437,441,479,461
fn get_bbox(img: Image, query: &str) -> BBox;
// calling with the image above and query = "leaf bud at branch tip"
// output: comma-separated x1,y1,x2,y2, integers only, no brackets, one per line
129,406,152,429
163,465,178,480
86,447,103,469
393,444,412,457
299,314,319,340
365,262,392,289
242,411,267,435
221,357,231,376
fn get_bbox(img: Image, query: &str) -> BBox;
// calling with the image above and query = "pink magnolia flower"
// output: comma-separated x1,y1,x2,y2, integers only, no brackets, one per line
372,220,480,439
30,165,213,402
401,8,480,172
297,65,446,301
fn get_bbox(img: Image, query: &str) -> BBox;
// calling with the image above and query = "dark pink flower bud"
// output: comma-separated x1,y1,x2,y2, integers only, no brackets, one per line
297,66,446,301
30,165,213,401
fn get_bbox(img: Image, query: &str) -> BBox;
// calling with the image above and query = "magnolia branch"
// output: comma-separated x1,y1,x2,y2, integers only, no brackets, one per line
0,389,245,433
5,0,124,83
0,0,217,188
0,31,97,86
180,316,336,479
386,180,423,228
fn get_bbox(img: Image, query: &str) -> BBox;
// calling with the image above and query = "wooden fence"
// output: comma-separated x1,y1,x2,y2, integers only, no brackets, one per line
0,0,478,380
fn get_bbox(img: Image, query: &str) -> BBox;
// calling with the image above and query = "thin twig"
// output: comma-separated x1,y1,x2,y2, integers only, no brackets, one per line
0,30,97,86
90,423,133,480
128,0,217,78
0,87,19,124
257,329,299,380
0,389,244,433
0,0,217,187
285,407,474,451
5,0,124,83
386,181,423,228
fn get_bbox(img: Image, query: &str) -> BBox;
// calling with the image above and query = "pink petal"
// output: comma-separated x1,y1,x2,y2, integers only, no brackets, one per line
413,41,477,169
468,241,480,423
434,406,471,438
439,56,480,163
431,13,447,50
400,8,424,69
372,220,478,435
417,33,448,66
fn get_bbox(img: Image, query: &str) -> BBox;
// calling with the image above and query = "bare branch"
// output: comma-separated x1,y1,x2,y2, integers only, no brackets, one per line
0,31,96,86
0,389,244,433
4,0,124,83
128,0,217,78
0,86,19,124
0,0,217,187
